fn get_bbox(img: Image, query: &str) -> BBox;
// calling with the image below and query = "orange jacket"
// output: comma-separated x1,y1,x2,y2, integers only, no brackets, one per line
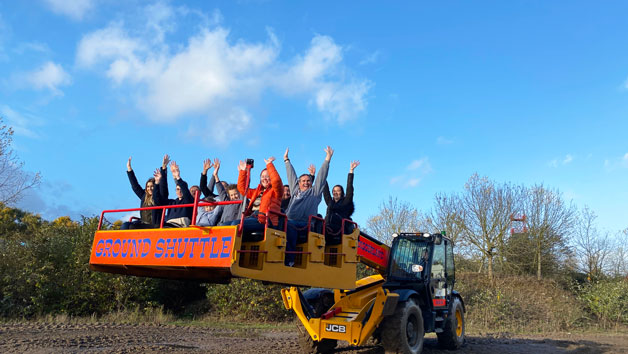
237,161,283,225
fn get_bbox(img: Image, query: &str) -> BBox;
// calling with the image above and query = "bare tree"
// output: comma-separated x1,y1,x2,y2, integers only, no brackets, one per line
427,192,464,245
573,206,611,280
521,185,576,280
457,174,521,280
366,196,426,245
607,228,628,278
0,119,40,205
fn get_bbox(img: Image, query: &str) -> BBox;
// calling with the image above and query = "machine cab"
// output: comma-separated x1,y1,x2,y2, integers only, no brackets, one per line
386,233,456,308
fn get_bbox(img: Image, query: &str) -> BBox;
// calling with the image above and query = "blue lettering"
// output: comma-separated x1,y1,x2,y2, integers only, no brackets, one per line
199,237,210,258
165,238,176,258
112,239,121,257
220,236,232,258
135,240,144,258
176,238,188,259
188,238,199,258
128,239,136,258
95,240,104,257
209,237,219,258
141,238,151,257
155,238,165,258
105,239,113,257
121,239,129,257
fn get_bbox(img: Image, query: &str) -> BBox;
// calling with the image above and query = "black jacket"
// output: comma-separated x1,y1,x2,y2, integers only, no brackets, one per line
322,172,355,226
200,173,218,198
153,168,194,222
127,170,162,225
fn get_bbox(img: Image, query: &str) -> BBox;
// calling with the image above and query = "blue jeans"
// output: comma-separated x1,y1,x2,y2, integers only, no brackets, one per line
285,220,308,265
230,217,265,232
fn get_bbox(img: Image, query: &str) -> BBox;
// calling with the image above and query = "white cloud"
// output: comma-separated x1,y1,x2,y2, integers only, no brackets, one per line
563,154,574,164
313,80,370,123
359,50,380,65
140,27,278,120
406,158,432,173
186,107,252,145
0,105,42,138
76,5,371,143
390,157,432,188
0,13,10,61
13,41,50,55
390,176,402,185
16,179,96,221
602,153,628,172
76,23,145,70
437,136,453,145
25,61,71,95
144,1,176,43
405,178,421,188
43,0,95,20
280,35,371,122
548,154,575,168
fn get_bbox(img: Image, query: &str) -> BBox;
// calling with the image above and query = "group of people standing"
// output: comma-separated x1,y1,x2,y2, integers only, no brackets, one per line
123,147,360,266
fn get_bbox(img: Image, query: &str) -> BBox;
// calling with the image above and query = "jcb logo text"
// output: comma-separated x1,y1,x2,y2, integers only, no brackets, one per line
325,324,346,333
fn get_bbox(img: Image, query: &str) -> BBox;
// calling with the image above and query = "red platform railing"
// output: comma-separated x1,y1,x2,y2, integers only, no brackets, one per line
97,192,243,230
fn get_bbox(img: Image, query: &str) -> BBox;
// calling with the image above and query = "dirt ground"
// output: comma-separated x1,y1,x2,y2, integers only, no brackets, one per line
0,322,627,354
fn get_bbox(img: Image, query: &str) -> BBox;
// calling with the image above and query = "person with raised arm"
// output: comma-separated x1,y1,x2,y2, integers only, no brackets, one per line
212,159,245,225
199,158,218,199
283,146,334,266
120,155,168,229
322,160,359,235
233,156,283,230
152,160,194,227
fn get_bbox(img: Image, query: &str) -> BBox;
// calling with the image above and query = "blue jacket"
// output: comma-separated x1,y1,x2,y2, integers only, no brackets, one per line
216,182,245,225
196,207,222,226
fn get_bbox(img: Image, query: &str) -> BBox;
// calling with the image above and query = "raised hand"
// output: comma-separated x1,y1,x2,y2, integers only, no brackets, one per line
153,168,161,184
324,146,334,161
308,164,316,176
284,148,289,161
170,161,180,179
203,158,213,174
238,160,247,171
213,158,221,176
350,160,360,173
162,154,170,169
127,157,132,172
264,157,276,165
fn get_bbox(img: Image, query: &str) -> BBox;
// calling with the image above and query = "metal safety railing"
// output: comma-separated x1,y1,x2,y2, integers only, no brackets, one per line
97,190,243,230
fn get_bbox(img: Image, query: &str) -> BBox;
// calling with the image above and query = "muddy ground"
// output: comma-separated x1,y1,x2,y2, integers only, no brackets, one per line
0,322,627,353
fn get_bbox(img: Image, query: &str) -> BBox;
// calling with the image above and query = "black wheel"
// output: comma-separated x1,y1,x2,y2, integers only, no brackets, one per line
297,321,337,354
303,288,334,318
437,297,465,349
297,290,337,353
380,299,424,354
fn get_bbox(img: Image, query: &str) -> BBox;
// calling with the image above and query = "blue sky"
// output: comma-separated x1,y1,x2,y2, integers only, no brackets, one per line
1,1,627,234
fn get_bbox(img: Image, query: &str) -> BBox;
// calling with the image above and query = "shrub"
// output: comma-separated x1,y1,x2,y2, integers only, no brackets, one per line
577,279,628,329
455,273,586,333
205,279,292,322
